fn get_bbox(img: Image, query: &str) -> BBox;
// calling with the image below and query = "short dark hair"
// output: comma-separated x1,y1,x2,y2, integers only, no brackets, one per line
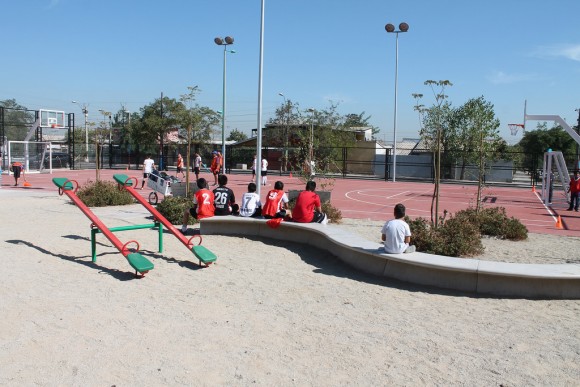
274,181,284,190
305,180,316,191
218,174,228,186
394,203,406,219
248,182,257,193
197,178,207,189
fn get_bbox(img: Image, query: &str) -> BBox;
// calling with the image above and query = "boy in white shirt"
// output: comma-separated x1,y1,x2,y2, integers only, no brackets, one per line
381,203,415,254
239,182,262,218
261,157,268,186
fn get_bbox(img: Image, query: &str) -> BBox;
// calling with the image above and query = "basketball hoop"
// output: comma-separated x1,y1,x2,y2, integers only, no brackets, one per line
508,123,524,136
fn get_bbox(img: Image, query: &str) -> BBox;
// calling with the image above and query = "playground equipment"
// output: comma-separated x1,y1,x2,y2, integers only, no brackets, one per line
147,170,178,205
113,174,217,266
52,177,154,276
515,101,580,206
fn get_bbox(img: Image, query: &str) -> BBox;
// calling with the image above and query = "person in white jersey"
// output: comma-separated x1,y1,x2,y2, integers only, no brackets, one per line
193,152,202,180
239,182,262,218
381,203,415,254
141,155,155,189
261,157,268,186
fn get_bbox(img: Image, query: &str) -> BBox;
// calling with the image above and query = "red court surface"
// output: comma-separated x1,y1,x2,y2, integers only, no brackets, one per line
2,168,579,237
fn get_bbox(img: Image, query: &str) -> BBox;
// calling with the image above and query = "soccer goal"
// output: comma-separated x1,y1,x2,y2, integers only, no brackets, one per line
8,141,54,174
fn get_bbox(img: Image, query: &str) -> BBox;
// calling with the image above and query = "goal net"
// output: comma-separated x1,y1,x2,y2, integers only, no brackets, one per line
8,141,53,173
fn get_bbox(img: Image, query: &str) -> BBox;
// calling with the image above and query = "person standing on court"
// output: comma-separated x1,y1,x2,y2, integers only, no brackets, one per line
567,170,580,211
213,174,239,216
251,154,257,181
10,161,24,186
193,152,202,181
181,177,215,233
381,203,415,254
292,181,327,223
261,156,268,186
140,155,155,189
210,151,220,186
176,153,184,179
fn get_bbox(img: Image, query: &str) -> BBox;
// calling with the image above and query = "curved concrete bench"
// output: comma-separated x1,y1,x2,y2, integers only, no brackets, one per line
200,216,580,299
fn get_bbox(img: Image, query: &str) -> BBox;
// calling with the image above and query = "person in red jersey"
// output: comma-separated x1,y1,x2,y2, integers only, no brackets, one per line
567,170,580,211
263,181,290,219
181,177,215,233
292,180,327,223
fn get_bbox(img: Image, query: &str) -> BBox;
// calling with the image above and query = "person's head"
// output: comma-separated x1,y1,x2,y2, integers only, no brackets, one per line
394,203,406,219
197,178,208,189
274,181,284,190
178,153,182,158
218,174,228,186
212,151,217,157
247,182,257,193
146,154,151,159
305,180,316,192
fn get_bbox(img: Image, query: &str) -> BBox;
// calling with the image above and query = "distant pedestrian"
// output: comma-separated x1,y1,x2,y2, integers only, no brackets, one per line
210,151,220,186
10,161,23,186
193,152,202,180
141,155,155,189
261,156,268,186
567,170,580,212
251,154,257,181
176,153,184,178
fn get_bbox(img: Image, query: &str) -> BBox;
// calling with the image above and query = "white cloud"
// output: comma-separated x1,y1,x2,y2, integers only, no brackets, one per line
532,44,580,62
487,71,539,85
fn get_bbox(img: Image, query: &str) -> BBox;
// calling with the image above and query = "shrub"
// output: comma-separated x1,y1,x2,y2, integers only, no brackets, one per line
77,180,134,207
408,215,483,257
454,207,528,241
156,196,197,225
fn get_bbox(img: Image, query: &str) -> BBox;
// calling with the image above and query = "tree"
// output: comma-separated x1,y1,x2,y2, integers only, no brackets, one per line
227,129,248,142
127,95,187,171
453,96,501,209
178,86,220,193
517,122,577,176
342,112,379,138
414,80,453,227
0,99,35,142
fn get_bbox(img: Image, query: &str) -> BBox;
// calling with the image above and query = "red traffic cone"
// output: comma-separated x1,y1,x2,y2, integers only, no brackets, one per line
289,171,293,178
555,215,564,229
531,185,536,193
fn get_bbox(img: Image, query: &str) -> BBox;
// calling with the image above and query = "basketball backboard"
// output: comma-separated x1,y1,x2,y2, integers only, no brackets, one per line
40,109,66,128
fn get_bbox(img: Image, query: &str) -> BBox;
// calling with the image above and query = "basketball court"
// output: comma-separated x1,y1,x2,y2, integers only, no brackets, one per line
1,168,578,237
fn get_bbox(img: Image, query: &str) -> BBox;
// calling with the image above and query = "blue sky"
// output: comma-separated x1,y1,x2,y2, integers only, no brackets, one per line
2,0,579,144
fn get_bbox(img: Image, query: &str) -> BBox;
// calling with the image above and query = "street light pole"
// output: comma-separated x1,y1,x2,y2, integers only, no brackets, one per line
306,108,315,178
278,93,289,173
214,36,235,174
385,22,409,182
72,101,89,162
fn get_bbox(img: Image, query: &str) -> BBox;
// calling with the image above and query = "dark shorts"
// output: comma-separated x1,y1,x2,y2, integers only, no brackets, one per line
311,211,326,223
12,166,22,178
189,207,198,219
261,170,268,176
264,210,286,219
143,173,150,179
193,167,200,174
177,167,183,173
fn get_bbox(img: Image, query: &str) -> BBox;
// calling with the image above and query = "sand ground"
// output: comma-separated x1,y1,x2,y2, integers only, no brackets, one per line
1,190,579,385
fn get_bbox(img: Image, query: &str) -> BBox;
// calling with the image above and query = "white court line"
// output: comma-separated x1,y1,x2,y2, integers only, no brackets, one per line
533,191,558,222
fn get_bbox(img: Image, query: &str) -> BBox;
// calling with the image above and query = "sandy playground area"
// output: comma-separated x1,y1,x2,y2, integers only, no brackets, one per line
0,189,579,385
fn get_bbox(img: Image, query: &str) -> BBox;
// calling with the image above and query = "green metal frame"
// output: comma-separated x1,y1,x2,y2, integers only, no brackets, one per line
91,222,163,262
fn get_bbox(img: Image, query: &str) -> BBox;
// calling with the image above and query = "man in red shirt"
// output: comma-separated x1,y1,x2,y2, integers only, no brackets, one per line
210,151,220,186
181,177,215,233
567,170,580,211
292,181,327,223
